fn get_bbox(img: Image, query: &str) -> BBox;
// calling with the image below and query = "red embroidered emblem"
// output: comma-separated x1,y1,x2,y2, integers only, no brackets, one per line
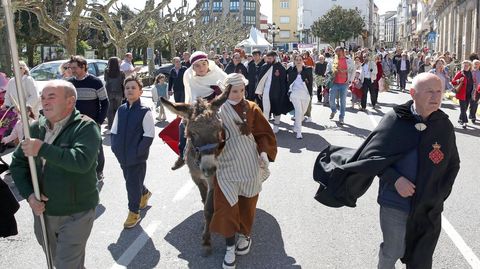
429,142,444,164
274,69,280,77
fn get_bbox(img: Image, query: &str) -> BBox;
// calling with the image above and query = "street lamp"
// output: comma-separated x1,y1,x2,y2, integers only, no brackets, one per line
268,22,280,49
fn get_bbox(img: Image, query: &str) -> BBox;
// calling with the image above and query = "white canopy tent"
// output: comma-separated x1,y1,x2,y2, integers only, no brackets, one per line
237,27,272,53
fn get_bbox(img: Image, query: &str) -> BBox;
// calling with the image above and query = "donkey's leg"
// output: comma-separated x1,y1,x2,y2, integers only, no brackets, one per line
202,186,214,256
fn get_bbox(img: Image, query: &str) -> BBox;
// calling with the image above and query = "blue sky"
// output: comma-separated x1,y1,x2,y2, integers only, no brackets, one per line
120,0,400,20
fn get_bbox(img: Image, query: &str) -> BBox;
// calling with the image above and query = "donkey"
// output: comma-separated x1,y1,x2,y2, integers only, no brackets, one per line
160,89,229,256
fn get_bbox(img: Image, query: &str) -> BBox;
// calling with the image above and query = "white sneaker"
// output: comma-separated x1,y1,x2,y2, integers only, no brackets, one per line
296,132,303,139
272,125,279,133
304,116,312,123
223,245,236,269
235,234,252,256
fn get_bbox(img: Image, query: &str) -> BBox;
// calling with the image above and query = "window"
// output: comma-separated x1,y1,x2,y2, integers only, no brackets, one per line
202,15,210,23
280,1,289,9
244,1,256,10
279,30,290,38
202,1,210,11
96,62,107,76
279,16,290,23
245,16,256,25
213,1,222,12
230,0,239,12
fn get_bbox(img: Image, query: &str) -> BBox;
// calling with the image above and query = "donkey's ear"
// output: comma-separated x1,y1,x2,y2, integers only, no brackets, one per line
210,86,231,111
160,97,193,119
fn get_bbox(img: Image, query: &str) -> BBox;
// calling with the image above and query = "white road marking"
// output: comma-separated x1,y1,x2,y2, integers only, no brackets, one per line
172,180,195,202
442,216,480,268
368,110,480,268
110,221,160,269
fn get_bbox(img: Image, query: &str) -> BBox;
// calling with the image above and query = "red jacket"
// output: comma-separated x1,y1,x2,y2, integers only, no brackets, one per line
451,71,472,101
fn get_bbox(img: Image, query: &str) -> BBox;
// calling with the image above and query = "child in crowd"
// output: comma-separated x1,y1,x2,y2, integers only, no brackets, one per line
1,107,34,146
111,76,155,229
152,74,168,121
210,73,277,269
349,70,363,109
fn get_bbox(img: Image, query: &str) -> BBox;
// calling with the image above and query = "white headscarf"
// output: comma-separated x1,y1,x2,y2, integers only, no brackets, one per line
183,59,227,104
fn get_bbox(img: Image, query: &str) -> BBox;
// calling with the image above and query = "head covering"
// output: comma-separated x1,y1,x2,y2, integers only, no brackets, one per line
221,73,249,89
183,59,227,104
189,51,208,66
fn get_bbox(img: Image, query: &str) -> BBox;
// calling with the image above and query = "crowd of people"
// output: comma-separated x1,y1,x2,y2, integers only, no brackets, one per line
0,43,474,269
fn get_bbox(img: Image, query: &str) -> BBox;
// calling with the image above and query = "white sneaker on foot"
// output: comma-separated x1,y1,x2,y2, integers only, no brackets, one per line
296,132,303,139
223,245,236,269
304,116,312,123
235,234,252,256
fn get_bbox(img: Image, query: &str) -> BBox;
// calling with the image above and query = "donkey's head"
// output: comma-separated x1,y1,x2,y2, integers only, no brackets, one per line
161,89,229,178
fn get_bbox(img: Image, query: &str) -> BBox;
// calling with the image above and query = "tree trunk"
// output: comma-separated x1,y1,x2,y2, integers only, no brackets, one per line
26,43,35,67
0,26,12,75
63,34,76,57
148,40,155,76
115,42,127,58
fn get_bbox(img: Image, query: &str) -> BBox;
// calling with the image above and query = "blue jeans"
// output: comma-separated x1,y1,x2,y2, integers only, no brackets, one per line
378,206,409,269
329,83,348,120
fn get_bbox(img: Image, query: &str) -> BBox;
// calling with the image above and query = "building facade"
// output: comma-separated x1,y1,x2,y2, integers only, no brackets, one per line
432,0,479,60
199,0,261,29
297,0,375,48
271,0,299,49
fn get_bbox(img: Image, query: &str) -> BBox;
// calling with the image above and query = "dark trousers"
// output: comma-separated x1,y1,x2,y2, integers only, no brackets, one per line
459,99,471,123
107,95,123,129
316,86,324,103
97,144,104,175
469,94,479,121
174,91,185,103
361,78,377,109
121,163,148,213
399,70,408,90
178,121,186,159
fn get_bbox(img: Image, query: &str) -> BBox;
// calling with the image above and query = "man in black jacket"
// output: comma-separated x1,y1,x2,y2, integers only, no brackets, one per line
246,49,264,101
313,73,460,268
168,57,187,103
255,51,292,133
224,52,248,77
395,52,410,91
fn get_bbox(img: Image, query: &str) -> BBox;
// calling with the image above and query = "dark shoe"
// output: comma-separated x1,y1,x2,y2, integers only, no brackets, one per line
472,119,477,124
171,157,185,170
329,112,336,119
339,118,344,125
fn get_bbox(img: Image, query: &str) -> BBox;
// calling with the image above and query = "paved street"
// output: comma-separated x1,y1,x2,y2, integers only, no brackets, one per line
1,84,479,269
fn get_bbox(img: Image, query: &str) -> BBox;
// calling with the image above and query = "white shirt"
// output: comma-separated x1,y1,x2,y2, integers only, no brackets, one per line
120,60,134,73
362,63,371,79
401,59,407,71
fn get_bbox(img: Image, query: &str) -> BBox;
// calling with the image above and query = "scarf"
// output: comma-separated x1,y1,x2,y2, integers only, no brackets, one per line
183,60,227,104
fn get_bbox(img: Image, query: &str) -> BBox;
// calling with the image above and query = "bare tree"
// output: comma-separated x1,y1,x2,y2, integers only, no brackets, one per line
189,14,249,52
12,0,87,56
84,0,170,57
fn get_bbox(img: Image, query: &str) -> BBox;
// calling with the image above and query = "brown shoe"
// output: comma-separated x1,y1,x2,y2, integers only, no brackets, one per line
171,157,185,170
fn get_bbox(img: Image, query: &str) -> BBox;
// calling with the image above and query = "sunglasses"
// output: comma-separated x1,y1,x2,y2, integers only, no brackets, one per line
63,66,69,70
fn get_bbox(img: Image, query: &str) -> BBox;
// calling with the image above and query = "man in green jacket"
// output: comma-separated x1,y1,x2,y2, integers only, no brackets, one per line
11,80,101,269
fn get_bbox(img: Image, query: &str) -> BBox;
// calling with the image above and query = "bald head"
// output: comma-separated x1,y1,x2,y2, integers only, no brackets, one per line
410,73,444,119
411,73,443,94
